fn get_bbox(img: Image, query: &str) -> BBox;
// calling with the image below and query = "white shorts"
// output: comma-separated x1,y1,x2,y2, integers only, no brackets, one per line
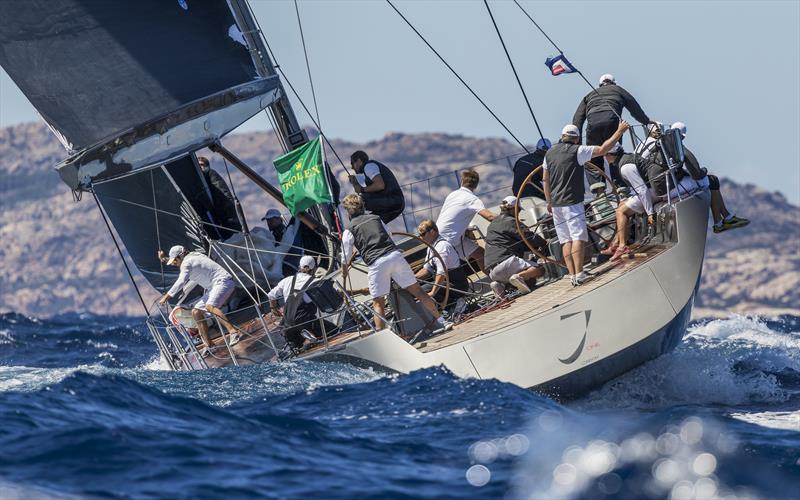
552,203,588,243
669,176,709,200
624,193,649,214
452,236,479,261
489,256,537,283
368,250,418,298
194,278,236,310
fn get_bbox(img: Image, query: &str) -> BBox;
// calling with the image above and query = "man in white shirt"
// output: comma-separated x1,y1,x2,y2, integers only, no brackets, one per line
414,219,469,307
158,245,238,353
268,255,334,350
543,121,629,285
435,169,495,274
348,150,405,224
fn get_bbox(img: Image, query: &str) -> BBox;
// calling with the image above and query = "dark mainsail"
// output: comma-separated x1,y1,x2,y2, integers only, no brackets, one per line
0,0,283,189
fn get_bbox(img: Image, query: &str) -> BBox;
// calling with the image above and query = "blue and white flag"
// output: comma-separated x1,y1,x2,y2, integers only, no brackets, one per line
544,55,577,76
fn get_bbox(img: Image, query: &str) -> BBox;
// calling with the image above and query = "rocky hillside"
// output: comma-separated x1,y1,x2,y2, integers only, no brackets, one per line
1,121,797,318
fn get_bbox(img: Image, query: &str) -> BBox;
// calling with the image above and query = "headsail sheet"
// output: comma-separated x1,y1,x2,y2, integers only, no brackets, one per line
94,157,210,292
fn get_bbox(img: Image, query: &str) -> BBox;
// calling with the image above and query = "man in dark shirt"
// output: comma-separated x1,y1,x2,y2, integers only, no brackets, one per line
348,150,406,224
484,196,547,296
512,138,551,199
603,143,626,187
573,74,650,146
197,156,241,239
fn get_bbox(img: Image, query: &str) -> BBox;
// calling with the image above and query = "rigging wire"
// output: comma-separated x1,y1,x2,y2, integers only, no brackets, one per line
385,0,529,153
251,7,353,176
512,0,643,144
92,191,150,316
511,0,595,92
482,0,544,142
294,0,322,130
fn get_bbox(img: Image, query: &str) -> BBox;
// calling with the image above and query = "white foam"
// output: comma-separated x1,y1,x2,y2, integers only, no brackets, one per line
575,315,799,410
0,364,109,393
729,411,800,431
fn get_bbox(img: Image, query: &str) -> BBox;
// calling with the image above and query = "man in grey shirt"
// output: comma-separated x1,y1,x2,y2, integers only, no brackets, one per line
543,121,630,285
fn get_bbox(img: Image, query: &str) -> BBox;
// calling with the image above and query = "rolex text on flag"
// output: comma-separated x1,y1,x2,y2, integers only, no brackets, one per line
545,54,577,76
272,137,332,215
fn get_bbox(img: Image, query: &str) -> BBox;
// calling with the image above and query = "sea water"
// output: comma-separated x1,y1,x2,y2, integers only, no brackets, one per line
0,313,797,499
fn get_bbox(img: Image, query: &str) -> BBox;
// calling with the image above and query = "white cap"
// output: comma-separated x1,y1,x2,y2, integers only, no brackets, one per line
261,208,281,221
647,121,663,135
536,137,552,151
167,245,185,265
561,124,580,137
299,255,316,270
599,73,615,85
608,143,623,154
671,121,687,137
502,195,518,207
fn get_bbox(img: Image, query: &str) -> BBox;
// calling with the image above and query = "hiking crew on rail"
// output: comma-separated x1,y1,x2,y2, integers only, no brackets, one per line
348,150,405,224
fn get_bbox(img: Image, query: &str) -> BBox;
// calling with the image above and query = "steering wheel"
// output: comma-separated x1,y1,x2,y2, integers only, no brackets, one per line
513,161,622,260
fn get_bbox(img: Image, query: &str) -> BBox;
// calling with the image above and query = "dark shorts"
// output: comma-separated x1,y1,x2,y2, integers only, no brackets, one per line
362,191,405,224
586,111,619,146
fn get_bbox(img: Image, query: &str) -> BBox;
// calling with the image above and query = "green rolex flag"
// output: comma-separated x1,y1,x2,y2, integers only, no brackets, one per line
272,137,332,215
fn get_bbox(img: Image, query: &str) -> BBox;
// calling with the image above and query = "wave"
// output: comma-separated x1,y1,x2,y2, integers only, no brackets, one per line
575,315,800,410
1,313,798,497
0,367,556,498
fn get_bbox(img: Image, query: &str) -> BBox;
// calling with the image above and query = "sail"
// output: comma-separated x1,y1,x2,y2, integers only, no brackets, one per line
93,156,211,292
0,0,282,189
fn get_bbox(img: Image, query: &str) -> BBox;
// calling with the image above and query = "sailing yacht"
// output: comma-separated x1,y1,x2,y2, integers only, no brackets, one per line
0,0,709,398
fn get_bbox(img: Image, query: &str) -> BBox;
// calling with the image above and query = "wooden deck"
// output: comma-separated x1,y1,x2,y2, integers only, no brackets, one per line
416,244,671,353
194,244,670,366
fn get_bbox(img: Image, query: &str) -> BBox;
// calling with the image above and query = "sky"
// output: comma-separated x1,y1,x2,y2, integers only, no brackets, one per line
1,0,798,203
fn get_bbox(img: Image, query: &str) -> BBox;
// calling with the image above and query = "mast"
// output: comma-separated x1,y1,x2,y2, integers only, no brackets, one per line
228,0,308,150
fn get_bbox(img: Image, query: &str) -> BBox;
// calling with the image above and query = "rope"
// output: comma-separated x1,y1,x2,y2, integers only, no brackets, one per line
483,0,544,141
150,169,165,289
294,0,322,129
385,0,529,153
92,191,149,315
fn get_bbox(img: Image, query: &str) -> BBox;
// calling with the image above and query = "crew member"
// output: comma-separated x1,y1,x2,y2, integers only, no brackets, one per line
436,169,496,274
348,150,405,224
261,208,286,243
197,156,241,239
484,196,546,297
544,122,630,284
268,256,336,350
414,219,469,308
572,74,650,146
512,138,551,199
670,122,750,233
603,143,626,186
341,194,445,331
158,245,238,355
603,122,685,261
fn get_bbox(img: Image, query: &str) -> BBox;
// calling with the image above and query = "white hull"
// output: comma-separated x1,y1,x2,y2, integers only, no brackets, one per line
302,194,709,398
